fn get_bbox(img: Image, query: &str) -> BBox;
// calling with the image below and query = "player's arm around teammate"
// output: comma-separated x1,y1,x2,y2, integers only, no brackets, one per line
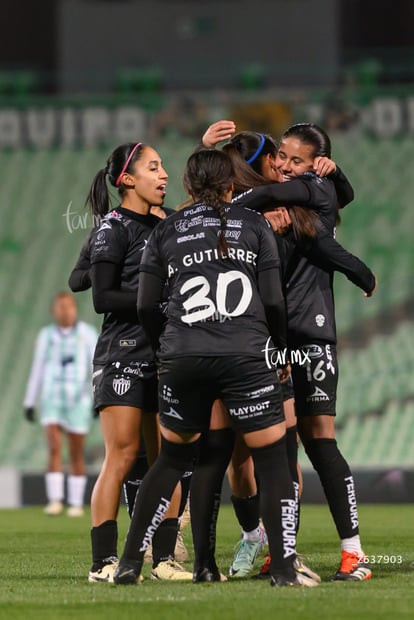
83,142,190,583
113,149,317,588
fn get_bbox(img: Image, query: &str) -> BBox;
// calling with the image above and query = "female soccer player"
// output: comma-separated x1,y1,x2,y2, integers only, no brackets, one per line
23,292,98,517
199,122,357,581
69,204,191,566
210,123,375,582
268,123,375,581
114,149,317,588
82,141,192,583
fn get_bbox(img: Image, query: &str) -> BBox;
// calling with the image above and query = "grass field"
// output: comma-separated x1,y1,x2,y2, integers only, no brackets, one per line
0,504,413,619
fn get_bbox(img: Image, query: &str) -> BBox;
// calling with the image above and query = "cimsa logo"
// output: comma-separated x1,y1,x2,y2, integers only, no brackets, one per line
112,376,131,396
306,344,324,359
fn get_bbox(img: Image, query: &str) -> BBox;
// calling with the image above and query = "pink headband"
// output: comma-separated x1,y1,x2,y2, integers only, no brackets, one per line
115,142,143,187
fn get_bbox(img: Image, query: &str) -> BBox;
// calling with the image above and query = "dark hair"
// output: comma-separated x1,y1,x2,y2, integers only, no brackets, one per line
85,142,146,218
222,132,277,192
279,123,332,158
280,123,339,226
183,149,234,256
223,131,317,238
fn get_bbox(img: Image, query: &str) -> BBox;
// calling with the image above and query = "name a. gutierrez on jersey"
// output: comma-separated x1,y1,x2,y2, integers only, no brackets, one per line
180,248,257,268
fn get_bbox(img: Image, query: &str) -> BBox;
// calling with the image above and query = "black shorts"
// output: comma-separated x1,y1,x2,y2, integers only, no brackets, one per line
158,356,284,434
281,375,294,402
291,344,338,417
93,361,158,413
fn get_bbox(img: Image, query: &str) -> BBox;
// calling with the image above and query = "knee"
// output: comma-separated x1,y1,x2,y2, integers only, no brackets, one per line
304,438,348,475
106,443,140,480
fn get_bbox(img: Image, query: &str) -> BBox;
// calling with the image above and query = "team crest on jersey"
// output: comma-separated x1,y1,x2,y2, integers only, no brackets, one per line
174,219,190,233
112,376,131,396
315,314,326,327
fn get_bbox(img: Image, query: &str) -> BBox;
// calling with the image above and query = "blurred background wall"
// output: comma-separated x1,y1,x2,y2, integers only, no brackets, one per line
0,0,413,504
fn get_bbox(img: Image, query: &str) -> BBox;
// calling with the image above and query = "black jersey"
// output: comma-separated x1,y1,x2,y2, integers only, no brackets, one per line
68,235,91,292
68,206,174,293
139,202,283,359
89,207,161,365
282,231,338,346
233,172,374,347
234,172,339,233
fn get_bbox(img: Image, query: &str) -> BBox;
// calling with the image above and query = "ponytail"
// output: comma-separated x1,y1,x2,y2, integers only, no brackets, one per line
85,142,145,220
85,168,110,218
197,188,229,256
289,206,318,239
183,150,234,257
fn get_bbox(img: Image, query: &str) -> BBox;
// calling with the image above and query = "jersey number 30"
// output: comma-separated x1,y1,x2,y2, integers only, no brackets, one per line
180,271,253,324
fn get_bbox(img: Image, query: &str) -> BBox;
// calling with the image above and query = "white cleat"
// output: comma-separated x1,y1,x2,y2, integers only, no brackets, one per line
294,554,321,584
88,557,119,583
151,559,193,581
44,501,64,516
67,506,84,517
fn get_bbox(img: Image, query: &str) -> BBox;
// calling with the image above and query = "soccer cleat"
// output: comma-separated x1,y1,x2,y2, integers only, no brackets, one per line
151,559,193,581
44,501,64,516
254,553,271,579
113,560,143,585
66,506,84,517
333,551,372,581
88,557,119,583
193,567,228,583
174,530,189,562
294,554,321,584
143,531,189,564
179,498,191,531
143,544,152,564
270,571,318,588
229,528,268,578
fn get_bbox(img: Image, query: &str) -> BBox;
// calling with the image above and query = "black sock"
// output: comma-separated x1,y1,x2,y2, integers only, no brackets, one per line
91,520,118,568
190,429,235,571
286,426,300,534
121,437,198,564
304,438,360,539
231,494,260,532
152,518,179,567
250,437,296,576
123,455,149,518
179,471,192,517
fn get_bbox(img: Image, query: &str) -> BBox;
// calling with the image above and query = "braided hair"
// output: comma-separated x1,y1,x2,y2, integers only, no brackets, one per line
183,149,234,256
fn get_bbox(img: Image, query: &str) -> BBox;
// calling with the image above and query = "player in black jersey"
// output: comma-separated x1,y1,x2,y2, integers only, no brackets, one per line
223,124,375,581
200,122,357,581
269,124,374,581
201,121,375,582
114,149,317,588
69,204,191,569
79,141,192,583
